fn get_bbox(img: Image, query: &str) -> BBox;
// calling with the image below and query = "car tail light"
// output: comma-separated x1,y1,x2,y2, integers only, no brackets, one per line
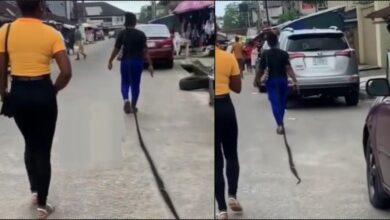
162,39,172,48
335,49,354,57
288,52,305,60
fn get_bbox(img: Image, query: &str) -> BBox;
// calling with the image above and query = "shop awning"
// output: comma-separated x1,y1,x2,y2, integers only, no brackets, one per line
173,1,214,14
366,6,390,20
63,24,76,29
82,23,93,28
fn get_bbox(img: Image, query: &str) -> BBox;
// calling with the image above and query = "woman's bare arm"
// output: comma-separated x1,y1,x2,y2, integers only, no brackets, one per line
53,50,72,93
0,53,7,100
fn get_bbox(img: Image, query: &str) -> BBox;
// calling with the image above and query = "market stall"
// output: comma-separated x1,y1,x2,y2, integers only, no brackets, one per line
173,1,215,48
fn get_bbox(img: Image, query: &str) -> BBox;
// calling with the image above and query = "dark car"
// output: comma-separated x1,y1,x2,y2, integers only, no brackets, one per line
363,78,390,209
136,24,174,69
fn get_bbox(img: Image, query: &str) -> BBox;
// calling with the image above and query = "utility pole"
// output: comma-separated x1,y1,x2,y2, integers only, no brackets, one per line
264,0,270,27
74,0,78,24
82,0,86,23
151,1,157,20
257,1,262,30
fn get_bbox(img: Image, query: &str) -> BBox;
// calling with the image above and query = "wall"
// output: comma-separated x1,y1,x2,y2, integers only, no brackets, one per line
357,4,377,65
268,6,283,25
374,1,390,68
87,16,124,27
327,0,355,11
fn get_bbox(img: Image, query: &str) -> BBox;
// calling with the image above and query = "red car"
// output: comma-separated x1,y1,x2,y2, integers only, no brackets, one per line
136,24,174,69
363,78,390,209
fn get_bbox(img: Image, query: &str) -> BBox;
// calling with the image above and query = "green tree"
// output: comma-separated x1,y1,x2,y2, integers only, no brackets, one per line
278,9,301,24
222,2,247,31
139,5,152,24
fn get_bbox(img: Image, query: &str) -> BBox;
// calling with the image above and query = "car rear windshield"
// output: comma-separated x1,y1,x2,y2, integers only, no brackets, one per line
136,25,170,38
287,33,348,52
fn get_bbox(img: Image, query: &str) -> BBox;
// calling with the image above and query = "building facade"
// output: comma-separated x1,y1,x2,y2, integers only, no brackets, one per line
77,2,126,28
325,0,389,68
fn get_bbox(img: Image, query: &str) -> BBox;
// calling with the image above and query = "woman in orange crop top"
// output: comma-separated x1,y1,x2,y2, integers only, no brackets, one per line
0,0,72,218
215,38,242,219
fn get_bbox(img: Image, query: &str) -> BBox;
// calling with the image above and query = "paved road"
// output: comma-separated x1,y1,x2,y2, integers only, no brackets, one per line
0,39,213,219
226,72,390,218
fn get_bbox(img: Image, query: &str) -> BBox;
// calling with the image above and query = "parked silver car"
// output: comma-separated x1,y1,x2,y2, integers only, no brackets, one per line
280,27,360,105
260,27,360,105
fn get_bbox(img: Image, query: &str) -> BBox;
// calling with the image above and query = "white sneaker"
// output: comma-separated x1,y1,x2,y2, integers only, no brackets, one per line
216,211,228,219
37,203,55,219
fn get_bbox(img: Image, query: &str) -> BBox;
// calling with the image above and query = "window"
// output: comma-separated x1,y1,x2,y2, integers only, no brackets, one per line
317,1,328,10
287,33,348,52
136,25,170,38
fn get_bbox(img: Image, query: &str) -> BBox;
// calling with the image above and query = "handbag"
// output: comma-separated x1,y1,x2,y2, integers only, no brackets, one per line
1,23,13,118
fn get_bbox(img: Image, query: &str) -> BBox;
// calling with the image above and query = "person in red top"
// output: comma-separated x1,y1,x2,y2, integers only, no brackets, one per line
243,41,253,74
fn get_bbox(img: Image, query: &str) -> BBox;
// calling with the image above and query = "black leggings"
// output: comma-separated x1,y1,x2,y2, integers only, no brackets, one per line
215,95,239,211
10,77,58,206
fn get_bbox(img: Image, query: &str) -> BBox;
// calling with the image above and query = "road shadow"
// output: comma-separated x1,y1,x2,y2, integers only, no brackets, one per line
286,96,369,110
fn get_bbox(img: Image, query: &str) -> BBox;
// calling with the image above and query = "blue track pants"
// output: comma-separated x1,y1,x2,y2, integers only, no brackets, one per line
120,58,143,106
266,77,288,126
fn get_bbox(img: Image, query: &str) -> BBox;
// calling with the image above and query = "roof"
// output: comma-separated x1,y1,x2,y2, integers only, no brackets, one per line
287,28,343,35
78,2,126,17
281,5,346,31
366,6,390,20
0,1,69,23
0,1,20,19
287,5,346,24
136,24,167,27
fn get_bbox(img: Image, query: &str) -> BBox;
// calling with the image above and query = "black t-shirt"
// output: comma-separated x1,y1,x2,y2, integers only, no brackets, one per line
259,48,291,78
115,28,147,59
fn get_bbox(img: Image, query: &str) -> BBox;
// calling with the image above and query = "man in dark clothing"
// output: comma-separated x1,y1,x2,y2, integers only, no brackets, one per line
256,32,298,134
68,28,75,55
107,12,154,114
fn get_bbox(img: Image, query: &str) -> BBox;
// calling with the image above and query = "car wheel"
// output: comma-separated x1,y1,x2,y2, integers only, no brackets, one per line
345,91,359,106
179,75,209,91
366,138,390,209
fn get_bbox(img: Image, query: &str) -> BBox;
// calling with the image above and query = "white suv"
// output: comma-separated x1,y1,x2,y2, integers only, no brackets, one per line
261,27,360,106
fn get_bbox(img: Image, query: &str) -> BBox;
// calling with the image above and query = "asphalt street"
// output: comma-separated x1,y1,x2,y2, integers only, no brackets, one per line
0,39,213,219
227,72,390,219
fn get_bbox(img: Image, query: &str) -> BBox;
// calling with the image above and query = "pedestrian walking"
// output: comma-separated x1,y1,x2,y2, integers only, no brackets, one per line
215,40,242,219
0,0,72,218
243,41,253,74
108,12,154,114
255,32,298,134
68,28,75,55
231,36,245,79
75,25,87,60
251,43,258,72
